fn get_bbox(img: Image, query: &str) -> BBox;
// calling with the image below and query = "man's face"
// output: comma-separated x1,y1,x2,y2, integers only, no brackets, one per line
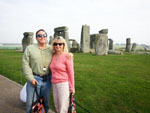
36,31,47,44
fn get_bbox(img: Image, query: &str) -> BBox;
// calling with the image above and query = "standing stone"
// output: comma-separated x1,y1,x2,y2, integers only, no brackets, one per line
80,25,90,53
22,32,34,52
72,40,78,48
54,26,70,50
90,34,96,49
131,43,137,52
69,39,80,52
108,39,113,50
72,40,80,52
126,38,131,52
99,29,108,34
95,32,108,55
108,50,123,55
49,36,53,45
77,43,80,52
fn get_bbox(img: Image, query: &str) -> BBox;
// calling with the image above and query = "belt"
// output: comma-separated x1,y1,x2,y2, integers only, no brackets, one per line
33,72,50,81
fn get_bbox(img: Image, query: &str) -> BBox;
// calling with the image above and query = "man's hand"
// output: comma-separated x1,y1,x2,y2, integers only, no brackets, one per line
31,79,38,86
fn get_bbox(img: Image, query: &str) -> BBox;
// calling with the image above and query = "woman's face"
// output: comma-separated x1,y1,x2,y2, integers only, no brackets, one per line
53,40,64,52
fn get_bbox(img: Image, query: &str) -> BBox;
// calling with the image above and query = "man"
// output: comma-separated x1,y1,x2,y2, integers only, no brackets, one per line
22,29,52,113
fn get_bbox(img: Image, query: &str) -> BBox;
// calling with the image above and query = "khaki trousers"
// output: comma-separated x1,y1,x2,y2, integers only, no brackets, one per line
52,82,69,113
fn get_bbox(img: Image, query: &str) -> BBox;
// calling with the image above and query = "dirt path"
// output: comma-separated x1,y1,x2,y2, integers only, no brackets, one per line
0,75,55,113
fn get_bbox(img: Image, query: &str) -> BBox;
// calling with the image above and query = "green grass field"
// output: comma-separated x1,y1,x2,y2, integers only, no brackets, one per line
0,49,150,113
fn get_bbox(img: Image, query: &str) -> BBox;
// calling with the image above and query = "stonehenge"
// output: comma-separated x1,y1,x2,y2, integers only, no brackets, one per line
22,24,140,55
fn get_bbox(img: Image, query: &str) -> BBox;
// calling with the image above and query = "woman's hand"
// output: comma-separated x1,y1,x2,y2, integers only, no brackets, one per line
70,91,75,95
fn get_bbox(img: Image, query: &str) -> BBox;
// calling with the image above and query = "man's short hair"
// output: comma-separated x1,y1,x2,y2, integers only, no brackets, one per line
35,29,47,38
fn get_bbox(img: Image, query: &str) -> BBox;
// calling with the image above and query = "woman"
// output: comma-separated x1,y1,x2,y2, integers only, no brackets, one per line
50,36,75,113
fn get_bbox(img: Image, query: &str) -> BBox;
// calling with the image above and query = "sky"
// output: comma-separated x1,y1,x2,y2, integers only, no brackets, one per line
0,0,150,45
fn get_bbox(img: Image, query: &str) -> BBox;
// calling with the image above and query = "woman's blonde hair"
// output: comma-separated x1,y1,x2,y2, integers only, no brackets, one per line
52,36,68,53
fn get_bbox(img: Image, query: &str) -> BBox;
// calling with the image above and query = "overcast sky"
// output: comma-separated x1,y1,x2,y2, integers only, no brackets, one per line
0,0,150,45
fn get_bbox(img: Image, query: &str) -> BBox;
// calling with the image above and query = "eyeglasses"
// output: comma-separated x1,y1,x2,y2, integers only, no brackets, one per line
37,34,47,38
53,43,64,46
